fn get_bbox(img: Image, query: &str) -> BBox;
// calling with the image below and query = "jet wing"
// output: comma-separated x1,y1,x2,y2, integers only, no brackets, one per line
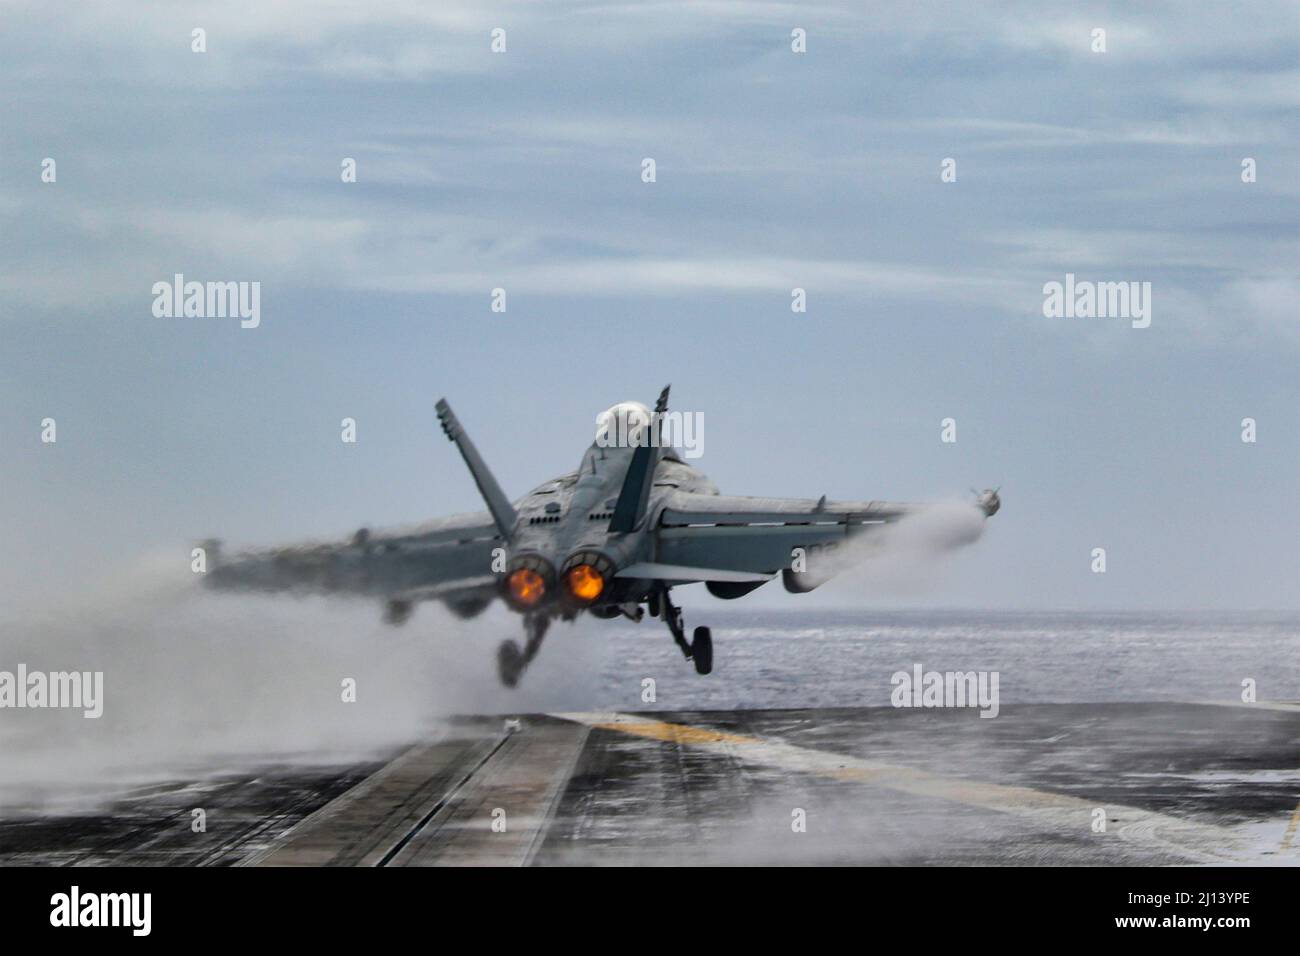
203,511,503,606
651,492,922,578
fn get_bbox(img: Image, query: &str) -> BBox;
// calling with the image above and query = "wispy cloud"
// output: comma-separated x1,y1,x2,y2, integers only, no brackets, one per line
0,0,1295,354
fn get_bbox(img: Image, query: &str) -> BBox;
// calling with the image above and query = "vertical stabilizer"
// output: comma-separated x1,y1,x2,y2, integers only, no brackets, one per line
435,398,517,540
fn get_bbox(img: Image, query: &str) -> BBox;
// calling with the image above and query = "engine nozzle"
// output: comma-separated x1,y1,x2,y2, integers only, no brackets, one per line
501,554,556,611
560,550,617,608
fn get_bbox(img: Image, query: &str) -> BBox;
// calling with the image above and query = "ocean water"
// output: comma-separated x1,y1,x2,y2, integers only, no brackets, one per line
584,608,1300,712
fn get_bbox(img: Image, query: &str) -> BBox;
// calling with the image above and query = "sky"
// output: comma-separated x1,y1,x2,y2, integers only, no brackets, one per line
1,0,1297,610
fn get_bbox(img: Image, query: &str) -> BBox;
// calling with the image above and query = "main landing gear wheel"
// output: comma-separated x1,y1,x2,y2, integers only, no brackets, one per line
496,614,551,688
691,626,713,675
654,585,715,676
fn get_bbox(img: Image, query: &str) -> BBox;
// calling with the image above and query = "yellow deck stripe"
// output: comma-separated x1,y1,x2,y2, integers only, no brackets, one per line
1280,801,1300,852
558,711,1263,863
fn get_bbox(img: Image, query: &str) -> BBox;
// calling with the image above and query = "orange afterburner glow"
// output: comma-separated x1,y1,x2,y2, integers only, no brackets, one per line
508,568,546,607
564,564,606,604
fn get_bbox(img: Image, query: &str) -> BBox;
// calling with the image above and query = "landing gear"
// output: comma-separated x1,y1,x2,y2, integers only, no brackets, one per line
497,614,550,688
497,641,523,688
691,626,713,675
383,599,413,626
656,586,713,676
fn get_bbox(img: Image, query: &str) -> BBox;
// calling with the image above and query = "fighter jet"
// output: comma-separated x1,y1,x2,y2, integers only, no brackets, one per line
204,388,1000,687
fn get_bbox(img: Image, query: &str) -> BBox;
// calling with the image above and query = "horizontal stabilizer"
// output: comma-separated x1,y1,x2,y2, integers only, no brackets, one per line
616,562,773,583
392,575,499,603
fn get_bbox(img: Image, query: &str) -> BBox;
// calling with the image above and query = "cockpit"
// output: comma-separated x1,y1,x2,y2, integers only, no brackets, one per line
594,401,653,449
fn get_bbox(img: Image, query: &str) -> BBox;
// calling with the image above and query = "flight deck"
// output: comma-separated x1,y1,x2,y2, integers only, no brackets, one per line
1,703,1296,866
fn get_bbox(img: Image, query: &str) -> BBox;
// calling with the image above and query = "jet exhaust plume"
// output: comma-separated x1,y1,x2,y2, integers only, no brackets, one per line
0,553,597,814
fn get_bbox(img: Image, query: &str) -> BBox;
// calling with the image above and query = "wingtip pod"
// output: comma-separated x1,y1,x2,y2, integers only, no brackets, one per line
978,488,1001,517
435,398,458,441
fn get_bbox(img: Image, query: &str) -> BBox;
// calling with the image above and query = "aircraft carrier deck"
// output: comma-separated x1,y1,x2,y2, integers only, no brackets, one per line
1,702,1297,866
